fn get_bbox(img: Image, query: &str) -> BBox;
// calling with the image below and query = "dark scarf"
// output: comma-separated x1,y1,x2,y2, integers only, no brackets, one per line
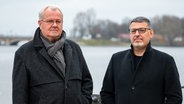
41,31,66,76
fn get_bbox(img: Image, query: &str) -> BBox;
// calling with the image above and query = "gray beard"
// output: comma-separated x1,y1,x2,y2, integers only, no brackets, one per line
133,42,144,47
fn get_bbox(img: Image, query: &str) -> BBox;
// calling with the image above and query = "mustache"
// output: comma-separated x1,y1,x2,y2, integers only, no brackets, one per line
133,36,142,40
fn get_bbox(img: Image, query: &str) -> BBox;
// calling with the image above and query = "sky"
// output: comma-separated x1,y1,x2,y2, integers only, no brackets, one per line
1,0,184,36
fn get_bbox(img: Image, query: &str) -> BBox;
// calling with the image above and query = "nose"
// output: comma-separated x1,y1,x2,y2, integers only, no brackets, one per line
52,22,58,26
134,30,140,36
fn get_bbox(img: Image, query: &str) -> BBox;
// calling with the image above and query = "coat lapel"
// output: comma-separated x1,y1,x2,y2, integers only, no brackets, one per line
63,42,73,81
39,48,65,79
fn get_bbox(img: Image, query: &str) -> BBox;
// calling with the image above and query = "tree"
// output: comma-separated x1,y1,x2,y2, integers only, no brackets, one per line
72,9,96,39
90,19,119,39
152,15,182,46
119,17,131,34
181,18,184,36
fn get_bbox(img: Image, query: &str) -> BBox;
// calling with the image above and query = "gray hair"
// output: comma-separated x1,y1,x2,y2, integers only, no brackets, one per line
39,5,63,20
130,16,151,28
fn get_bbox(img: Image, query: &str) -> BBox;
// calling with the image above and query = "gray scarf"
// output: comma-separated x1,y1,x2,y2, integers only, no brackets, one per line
41,32,66,76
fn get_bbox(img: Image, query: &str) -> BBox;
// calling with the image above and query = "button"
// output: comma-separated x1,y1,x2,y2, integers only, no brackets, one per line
131,86,135,90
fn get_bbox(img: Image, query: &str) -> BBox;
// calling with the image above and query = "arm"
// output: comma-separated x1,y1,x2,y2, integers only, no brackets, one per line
66,40,93,104
100,58,115,104
164,57,182,104
78,46,93,104
12,51,29,104
81,60,93,104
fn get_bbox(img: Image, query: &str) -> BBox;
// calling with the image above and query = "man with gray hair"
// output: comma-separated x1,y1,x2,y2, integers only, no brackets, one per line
12,5,93,104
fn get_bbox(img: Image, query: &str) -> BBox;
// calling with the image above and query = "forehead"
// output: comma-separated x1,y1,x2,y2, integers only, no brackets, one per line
130,22,149,29
43,8,62,18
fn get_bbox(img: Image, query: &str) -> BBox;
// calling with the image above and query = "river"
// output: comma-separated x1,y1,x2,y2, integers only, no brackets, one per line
0,45,184,104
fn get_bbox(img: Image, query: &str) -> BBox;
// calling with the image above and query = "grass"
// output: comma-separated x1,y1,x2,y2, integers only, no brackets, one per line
75,39,130,46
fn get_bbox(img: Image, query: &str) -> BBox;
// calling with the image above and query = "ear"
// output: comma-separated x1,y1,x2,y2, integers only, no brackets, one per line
149,29,154,38
38,20,42,27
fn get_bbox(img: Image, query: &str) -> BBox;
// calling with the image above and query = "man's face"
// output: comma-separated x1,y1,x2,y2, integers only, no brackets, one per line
38,8,63,42
129,22,153,48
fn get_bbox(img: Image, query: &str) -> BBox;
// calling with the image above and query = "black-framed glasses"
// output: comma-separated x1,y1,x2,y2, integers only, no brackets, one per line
41,19,62,25
129,28,150,34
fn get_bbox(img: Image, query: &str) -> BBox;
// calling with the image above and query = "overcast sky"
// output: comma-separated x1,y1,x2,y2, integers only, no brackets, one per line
1,0,184,36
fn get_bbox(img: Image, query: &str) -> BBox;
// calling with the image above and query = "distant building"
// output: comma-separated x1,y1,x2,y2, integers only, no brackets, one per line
82,34,92,40
117,33,130,43
118,33,130,39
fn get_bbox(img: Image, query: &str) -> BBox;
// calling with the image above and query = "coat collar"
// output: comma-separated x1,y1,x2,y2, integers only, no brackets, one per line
33,27,43,48
32,27,72,79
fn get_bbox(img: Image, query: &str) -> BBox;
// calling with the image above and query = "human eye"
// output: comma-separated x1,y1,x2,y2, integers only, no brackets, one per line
46,20,54,24
130,29,136,34
56,20,62,24
139,28,146,34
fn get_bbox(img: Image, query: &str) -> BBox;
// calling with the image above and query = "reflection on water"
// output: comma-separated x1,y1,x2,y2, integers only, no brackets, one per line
0,46,184,104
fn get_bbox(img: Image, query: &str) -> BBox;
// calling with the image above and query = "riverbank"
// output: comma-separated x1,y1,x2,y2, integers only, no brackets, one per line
73,39,184,47
74,39,130,46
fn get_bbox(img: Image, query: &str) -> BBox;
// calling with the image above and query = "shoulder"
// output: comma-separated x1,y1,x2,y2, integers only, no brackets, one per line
112,49,131,59
152,48,173,58
65,39,80,47
65,39,82,52
113,49,130,56
14,40,34,62
16,40,33,54
151,48,175,62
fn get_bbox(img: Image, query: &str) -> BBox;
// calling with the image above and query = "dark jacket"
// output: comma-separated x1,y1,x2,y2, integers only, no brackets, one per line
100,43,182,104
12,28,93,104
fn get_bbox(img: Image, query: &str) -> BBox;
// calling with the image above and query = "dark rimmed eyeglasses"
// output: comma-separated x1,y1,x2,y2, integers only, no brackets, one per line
129,28,151,34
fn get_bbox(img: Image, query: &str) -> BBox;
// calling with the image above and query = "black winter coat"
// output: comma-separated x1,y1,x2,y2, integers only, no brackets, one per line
12,28,93,104
100,43,182,104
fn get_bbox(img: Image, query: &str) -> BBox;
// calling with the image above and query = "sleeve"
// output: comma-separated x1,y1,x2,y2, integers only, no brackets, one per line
12,51,29,104
164,56,183,104
100,56,115,104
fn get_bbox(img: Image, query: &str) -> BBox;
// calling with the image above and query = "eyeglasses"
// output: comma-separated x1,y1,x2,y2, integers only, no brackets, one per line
129,28,150,34
41,20,62,25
